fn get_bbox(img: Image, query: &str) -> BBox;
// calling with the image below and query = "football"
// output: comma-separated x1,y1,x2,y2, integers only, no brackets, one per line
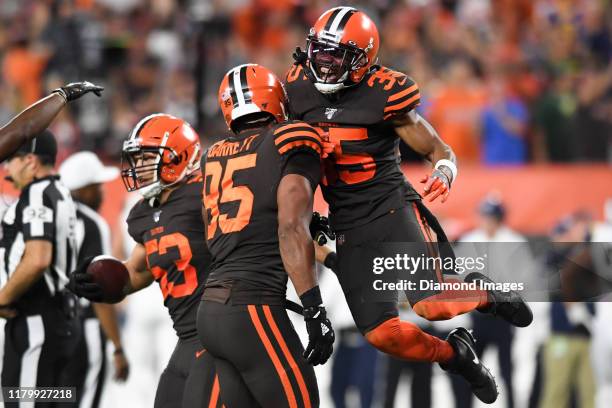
86,255,129,304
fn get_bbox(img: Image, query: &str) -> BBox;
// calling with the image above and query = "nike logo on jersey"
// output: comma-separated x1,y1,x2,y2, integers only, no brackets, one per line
325,108,339,119
153,210,162,222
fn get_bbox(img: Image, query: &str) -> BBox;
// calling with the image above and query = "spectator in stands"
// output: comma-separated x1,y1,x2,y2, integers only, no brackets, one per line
427,58,486,163
533,72,577,162
481,75,529,165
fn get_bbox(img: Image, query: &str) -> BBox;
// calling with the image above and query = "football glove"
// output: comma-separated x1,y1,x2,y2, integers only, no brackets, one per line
310,212,335,246
53,81,104,102
321,139,335,159
420,167,452,203
301,286,335,365
292,47,308,66
67,256,104,302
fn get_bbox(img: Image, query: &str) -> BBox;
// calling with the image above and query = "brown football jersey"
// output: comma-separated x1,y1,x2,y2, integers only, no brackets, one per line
202,121,322,296
127,175,211,339
285,64,422,231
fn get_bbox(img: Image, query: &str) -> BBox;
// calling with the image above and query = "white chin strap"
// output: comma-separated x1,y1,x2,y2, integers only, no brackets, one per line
310,63,350,94
314,82,349,94
139,181,163,200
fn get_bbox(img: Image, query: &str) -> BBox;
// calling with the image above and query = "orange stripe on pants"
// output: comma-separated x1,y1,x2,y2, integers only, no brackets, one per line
208,375,220,408
262,305,311,408
412,202,444,283
248,305,298,408
410,204,489,319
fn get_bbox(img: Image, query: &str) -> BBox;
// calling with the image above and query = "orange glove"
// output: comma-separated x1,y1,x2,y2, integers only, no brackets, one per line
420,168,451,203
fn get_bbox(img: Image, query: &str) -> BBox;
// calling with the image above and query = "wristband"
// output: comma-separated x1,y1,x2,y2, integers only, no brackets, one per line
299,285,323,309
52,89,68,103
113,347,124,355
435,159,458,182
323,252,338,273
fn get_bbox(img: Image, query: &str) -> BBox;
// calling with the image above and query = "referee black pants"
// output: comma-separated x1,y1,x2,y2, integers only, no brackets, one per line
2,306,80,407
61,317,107,408
197,300,318,408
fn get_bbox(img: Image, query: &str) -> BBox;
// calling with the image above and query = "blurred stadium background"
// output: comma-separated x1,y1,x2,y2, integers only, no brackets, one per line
0,0,611,407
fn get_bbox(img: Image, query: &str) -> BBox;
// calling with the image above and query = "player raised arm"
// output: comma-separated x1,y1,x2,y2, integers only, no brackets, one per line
393,110,457,203
0,81,104,162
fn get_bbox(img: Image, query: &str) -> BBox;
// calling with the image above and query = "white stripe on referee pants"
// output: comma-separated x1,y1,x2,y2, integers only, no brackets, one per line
20,315,45,408
80,318,103,408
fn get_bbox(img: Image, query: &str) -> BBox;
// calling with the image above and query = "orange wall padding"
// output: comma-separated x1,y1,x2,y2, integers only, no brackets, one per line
314,164,612,237
0,165,610,241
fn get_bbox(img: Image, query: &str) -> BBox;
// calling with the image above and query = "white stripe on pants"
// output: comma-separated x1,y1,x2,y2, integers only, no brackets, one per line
80,318,104,408
20,315,45,408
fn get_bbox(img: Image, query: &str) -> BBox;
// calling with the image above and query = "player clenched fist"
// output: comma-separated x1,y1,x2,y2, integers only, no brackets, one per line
420,159,457,203
301,286,335,365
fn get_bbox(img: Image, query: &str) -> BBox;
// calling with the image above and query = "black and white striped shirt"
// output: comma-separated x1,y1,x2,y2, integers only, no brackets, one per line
0,175,78,313
74,201,112,317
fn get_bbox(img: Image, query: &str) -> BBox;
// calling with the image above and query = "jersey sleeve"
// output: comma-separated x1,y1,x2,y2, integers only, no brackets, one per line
126,203,144,245
20,186,55,242
273,121,323,189
382,74,421,120
284,65,311,120
273,121,323,159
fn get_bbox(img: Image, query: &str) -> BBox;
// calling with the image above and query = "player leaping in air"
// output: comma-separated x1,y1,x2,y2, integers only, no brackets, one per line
286,6,533,404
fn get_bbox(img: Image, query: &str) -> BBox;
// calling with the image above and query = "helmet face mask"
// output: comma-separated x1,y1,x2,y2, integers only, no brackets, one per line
121,114,201,199
121,145,166,197
305,7,379,94
307,38,367,86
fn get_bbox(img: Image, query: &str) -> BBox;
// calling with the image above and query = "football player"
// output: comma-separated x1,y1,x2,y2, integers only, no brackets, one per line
286,7,533,403
199,64,335,408
67,114,221,408
0,81,103,162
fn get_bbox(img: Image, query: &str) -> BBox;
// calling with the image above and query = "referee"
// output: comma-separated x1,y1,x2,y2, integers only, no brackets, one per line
0,130,80,403
59,151,129,408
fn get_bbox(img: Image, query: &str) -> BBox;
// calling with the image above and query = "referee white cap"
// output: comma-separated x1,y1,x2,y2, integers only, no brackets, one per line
59,151,119,191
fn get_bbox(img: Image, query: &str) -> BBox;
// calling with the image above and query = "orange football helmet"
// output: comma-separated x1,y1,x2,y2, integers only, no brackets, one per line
218,63,288,131
121,113,201,198
306,7,380,94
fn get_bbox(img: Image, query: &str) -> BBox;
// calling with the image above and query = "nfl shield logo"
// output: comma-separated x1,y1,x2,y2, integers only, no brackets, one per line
324,108,338,120
153,210,162,223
